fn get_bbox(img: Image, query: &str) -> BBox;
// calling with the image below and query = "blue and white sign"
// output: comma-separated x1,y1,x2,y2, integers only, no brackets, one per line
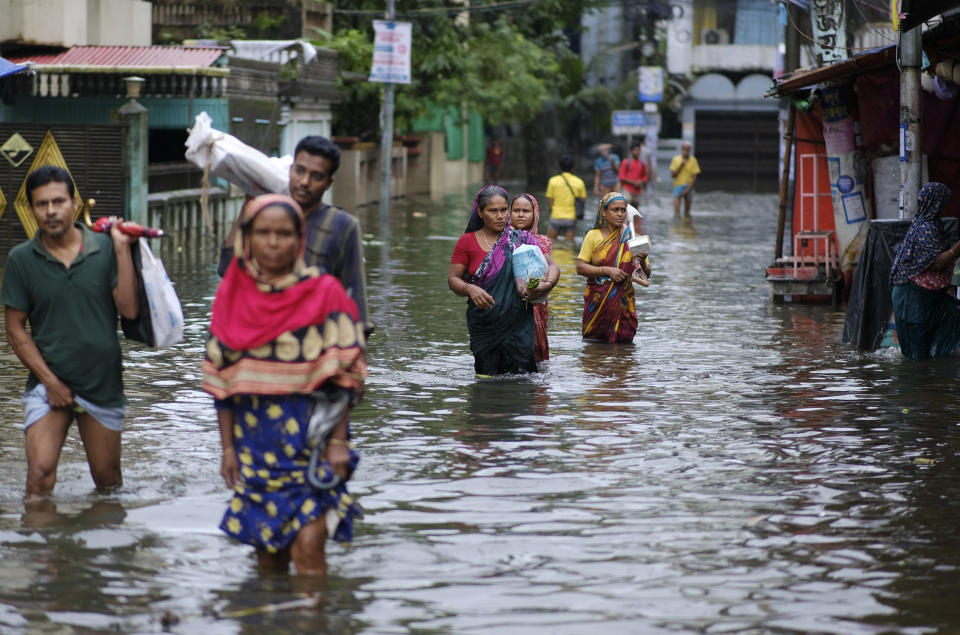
638,66,663,103
369,20,412,84
612,110,647,135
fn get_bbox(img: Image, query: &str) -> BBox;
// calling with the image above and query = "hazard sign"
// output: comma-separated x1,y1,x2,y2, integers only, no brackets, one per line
1,132,34,167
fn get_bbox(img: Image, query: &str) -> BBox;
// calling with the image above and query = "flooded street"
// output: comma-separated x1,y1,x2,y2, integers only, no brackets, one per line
3,188,960,633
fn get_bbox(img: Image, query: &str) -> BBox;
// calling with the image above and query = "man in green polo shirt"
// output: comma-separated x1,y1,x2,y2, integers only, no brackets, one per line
2,165,139,501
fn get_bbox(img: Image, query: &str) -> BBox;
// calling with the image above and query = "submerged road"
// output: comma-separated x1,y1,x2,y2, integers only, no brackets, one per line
2,189,960,633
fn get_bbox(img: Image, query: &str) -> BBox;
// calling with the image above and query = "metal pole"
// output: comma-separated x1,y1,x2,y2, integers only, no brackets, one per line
378,0,396,233
900,25,922,219
775,103,796,261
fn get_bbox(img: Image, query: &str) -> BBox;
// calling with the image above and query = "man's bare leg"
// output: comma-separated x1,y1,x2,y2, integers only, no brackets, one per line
548,227,560,241
565,230,575,243
77,412,122,491
673,196,681,218
24,408,72,501
684,193,693,218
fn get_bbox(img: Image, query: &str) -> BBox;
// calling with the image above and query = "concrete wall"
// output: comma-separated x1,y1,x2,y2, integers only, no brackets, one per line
2,0,88,46
1,0,150,47
87,0,152,46
691,44,776,73
332,146,407,212
330,133,482,210
581,5,628,87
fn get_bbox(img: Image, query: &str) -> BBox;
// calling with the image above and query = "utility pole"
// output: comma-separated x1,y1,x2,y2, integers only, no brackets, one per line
899,25,922,219
119,76,148,226
378,0,396,233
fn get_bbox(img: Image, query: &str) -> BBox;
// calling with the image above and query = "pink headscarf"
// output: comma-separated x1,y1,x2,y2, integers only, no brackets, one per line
511,193,551,254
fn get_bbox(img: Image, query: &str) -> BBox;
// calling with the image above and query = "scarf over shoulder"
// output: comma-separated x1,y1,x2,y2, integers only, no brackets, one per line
890,183,952,286
202,194,366,399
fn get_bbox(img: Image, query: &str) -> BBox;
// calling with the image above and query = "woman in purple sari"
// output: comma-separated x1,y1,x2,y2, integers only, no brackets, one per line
448,186,559,375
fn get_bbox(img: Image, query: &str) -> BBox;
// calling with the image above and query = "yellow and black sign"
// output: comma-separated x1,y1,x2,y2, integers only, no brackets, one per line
0,123,126,256
1,132,34,168
12,131,86,238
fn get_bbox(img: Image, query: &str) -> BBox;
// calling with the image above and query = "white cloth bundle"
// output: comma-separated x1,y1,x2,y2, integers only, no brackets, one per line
184,111,292,197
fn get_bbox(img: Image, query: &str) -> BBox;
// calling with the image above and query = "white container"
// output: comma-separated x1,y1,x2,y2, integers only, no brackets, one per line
627,234,651,256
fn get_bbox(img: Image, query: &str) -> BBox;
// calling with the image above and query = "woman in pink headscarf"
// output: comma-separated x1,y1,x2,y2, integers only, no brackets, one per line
510,193,553,362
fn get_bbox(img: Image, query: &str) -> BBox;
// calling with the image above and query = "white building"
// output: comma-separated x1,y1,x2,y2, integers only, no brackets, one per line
666,0,781,191
1,0,152,48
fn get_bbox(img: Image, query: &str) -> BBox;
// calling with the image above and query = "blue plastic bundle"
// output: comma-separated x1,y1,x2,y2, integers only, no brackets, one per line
512,244,548,304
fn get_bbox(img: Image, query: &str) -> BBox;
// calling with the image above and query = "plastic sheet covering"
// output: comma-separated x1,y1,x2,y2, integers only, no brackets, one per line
184,111,291,197
0,56,29,79
512,244,548,304
843,217,959,350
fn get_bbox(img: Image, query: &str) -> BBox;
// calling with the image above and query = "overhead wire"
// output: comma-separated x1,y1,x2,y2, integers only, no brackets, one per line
786,5,898,53
333,0,543,18
849,0,898,44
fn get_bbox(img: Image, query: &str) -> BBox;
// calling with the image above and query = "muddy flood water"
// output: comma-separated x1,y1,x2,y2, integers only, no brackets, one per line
2,189,960,634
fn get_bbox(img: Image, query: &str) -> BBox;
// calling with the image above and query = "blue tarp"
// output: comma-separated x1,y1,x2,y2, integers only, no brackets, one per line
0,57,29,79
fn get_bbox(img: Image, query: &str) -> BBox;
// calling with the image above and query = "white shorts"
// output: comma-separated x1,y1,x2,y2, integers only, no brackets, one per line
22,383,126,432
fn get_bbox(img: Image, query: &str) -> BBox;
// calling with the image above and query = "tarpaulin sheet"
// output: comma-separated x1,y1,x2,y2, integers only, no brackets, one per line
0,56,28,79
856,65,960,218
843,217,959,350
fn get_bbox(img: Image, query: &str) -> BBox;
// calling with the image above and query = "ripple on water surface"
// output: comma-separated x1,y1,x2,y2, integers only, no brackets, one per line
1,191,960,632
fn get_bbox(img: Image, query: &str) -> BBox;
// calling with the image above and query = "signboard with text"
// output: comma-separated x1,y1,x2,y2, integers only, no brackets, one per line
369,20,412,84
612,110,647,135
638,66,663,102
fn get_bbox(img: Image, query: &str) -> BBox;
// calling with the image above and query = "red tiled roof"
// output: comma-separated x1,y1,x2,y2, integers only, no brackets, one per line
8,46,225,68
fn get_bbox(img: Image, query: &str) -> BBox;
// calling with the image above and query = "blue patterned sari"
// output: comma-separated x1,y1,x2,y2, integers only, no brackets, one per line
217,394,361,552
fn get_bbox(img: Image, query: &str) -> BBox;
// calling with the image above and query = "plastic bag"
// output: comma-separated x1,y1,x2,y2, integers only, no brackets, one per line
139,240,184,347
184,111,292,197
512,244,548,304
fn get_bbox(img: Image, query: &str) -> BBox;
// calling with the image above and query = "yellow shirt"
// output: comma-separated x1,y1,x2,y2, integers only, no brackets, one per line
546,172,587,220
577,228,633,266
669,155,701,187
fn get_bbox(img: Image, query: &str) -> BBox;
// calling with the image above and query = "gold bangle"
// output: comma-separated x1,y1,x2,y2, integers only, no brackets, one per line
327,438,350,446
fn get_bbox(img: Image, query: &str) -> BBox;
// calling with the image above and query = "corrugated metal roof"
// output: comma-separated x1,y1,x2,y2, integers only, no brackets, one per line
8,46,225,68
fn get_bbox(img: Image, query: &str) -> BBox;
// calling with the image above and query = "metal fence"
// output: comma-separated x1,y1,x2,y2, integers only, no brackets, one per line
146,187,244,258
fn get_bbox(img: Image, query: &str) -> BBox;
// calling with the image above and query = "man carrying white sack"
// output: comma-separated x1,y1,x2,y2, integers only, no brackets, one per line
217,136,373,336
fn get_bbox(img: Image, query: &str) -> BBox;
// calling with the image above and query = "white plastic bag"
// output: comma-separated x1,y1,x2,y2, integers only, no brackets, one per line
139,240,184,347
184,111,292,196
512,244,549,304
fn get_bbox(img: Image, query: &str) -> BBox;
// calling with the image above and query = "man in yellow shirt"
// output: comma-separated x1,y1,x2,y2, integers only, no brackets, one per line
669,141,701,219
545,154,587,244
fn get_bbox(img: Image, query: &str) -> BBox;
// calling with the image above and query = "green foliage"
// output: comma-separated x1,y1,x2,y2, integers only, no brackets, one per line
320,27,382,139
314,0,602,138
463,22,559,125
250,12,286,38
196,20,246,42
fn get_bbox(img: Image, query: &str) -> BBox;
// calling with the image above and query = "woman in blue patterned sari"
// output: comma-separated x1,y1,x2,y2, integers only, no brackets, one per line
448,185,560,375
890,183,960,360
203,194,365,576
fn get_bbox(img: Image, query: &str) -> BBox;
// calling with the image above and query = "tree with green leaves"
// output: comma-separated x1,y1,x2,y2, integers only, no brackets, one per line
313,0,607,138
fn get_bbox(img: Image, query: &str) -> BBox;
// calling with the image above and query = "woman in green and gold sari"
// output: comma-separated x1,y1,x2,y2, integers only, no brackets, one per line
575,192,650,343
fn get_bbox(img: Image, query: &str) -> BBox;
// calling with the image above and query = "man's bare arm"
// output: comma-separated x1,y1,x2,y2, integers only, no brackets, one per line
4,308,73,407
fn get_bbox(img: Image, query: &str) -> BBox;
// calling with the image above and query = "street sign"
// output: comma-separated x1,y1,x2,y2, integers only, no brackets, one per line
1,132,33,167
612,110,647,135
638,66,663,102
369,20,412,84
